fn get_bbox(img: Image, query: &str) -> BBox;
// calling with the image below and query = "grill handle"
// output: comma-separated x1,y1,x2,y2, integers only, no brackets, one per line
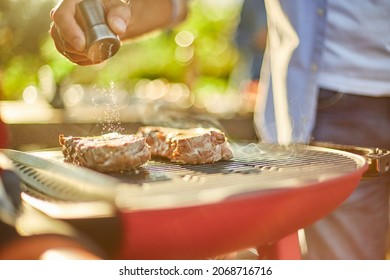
310,141,390,177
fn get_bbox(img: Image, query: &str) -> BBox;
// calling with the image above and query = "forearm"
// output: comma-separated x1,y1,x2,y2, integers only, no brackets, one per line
121,0,188,40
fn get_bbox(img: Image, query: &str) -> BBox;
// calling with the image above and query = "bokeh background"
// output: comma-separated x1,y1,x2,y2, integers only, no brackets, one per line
0,0,262,117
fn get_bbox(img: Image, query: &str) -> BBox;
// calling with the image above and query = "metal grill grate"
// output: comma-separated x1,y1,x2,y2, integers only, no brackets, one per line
110,143,363,184
2,143,366,211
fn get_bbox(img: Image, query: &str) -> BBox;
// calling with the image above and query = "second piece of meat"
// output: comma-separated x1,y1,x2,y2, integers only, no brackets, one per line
137,126,233,164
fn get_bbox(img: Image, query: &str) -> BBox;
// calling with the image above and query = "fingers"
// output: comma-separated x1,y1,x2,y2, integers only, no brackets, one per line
104,0,132,35
50,0,86,52
49,21,92,65
50,0,91,65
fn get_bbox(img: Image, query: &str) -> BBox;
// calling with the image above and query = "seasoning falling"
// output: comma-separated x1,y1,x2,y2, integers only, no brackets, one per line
92,82,125,134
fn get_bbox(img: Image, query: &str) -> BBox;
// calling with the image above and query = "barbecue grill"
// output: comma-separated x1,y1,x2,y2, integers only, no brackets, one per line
2,142,369,259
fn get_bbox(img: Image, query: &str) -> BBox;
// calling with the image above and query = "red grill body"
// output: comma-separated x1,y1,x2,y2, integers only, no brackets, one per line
118,168,364,259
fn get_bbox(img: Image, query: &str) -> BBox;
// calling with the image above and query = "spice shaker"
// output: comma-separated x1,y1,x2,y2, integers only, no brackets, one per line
76,0,121,63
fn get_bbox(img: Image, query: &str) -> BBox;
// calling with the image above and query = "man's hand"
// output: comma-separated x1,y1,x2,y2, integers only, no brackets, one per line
49,0,131,65
49,0,188,65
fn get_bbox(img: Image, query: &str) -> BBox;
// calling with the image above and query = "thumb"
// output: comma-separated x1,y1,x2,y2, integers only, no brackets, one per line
105,2,131,35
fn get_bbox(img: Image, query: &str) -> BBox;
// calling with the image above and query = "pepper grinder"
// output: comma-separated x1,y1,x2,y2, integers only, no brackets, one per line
76,0,121,63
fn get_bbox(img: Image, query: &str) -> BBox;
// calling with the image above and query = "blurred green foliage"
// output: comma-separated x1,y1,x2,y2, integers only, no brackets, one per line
0,0,242,100
0,0,59,99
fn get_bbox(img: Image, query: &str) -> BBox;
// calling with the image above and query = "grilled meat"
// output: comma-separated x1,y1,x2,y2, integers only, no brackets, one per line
59,133,151,172
137,126,233,164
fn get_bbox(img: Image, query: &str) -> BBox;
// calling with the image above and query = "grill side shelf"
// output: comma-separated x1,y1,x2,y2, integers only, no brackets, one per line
1,149,118,202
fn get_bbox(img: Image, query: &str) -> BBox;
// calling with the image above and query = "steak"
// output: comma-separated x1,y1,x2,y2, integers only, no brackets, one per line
59,133,151,172
137,126,233,164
